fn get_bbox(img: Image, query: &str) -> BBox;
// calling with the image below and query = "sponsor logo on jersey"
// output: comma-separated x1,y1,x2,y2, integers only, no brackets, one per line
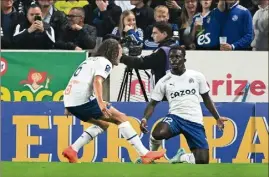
170,89,196,98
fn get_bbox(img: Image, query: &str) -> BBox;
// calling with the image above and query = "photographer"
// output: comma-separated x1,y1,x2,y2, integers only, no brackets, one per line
13,3,55,49
120,21,178,85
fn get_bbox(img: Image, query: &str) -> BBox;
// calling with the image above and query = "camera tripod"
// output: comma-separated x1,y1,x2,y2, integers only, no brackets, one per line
117,67,149,102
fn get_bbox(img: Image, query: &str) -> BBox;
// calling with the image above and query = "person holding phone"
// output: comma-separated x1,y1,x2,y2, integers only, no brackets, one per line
13,3,55,49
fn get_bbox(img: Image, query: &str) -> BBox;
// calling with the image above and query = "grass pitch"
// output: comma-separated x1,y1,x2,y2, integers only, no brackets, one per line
1,162,268,177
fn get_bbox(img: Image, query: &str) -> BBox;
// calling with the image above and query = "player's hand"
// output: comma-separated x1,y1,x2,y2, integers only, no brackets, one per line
140,118,149,133
99,101,112,118
217,117,228,131
64,108,72,118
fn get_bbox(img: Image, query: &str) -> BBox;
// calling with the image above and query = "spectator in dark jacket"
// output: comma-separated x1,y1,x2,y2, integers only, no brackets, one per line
37,0,68,41
55,7,97,50
83,1,94,25
1,0,24,49
131,0,155,33
120,22,178,85
13,4,55,49
92,0,122,37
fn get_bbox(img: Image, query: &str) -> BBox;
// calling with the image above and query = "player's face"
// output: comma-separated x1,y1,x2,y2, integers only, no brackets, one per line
169,49,185,71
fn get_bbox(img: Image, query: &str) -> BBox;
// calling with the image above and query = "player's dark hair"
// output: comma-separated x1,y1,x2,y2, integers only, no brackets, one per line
93,39,120,64
153,21,173,38
169,45,186,57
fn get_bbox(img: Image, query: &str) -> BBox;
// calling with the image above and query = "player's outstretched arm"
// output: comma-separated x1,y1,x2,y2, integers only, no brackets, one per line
143,99,159,120
201,92,227,130
140,99,159,133
201,92,220,120
93,75,111,118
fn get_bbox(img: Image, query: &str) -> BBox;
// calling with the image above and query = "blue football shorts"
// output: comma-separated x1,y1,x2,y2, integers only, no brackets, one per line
161,114,209,150
66,99,111,122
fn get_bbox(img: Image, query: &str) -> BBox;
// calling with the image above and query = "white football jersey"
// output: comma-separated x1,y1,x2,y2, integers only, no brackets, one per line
63,57,112,107
150,69,210,125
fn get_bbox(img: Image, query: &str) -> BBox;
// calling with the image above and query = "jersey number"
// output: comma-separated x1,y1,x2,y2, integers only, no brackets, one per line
65,62,86,95
73,62,87,77
162,117,173,125
64,84,72,95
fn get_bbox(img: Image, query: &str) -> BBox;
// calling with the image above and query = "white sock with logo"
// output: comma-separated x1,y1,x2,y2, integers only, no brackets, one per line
71,125,104,152
149,135,162,151
118,121,149,156
180,153,196,164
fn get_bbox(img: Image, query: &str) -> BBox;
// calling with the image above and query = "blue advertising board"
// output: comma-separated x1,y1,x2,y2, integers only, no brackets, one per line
1,102,268,163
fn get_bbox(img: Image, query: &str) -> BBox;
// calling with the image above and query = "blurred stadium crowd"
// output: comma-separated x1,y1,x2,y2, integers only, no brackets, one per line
1,0,268,51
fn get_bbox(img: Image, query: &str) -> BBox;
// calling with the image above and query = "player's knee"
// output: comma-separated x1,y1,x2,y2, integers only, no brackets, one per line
117,113,127,123
152,129,167,140
112,112,127,125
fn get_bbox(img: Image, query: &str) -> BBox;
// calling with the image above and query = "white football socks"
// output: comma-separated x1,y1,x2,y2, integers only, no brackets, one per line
149,135,162,151
180,153,196,164
71,125,104,152
118,121,149,156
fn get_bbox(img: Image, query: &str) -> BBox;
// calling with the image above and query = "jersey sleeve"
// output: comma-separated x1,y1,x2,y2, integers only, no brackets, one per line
94,58,112,79
198,72,210,94
150,80,165,101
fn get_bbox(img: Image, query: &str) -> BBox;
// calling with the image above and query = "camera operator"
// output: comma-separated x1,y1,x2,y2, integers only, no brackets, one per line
120,21,178,85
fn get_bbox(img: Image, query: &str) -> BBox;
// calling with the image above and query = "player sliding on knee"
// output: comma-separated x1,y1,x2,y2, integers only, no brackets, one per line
62,39,165,164
137,46,228,164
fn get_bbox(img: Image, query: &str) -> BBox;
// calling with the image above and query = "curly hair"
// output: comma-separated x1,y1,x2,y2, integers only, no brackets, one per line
93,39,120,65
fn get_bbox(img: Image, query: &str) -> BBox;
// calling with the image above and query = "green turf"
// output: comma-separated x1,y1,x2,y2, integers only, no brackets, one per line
1,162,268,177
